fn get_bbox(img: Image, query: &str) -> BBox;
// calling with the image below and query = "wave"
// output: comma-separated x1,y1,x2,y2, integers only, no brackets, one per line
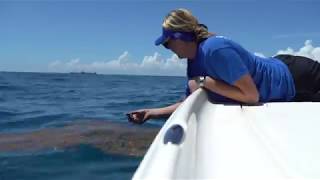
50,78,68,82
102,99,160,109
0,110,18,117
0,109,45,117
0,113,70,132
0,85,23,91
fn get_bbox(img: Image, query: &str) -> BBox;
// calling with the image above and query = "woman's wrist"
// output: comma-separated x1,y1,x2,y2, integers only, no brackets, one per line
190,76,207,90
198,76,206,88
148,109,165,119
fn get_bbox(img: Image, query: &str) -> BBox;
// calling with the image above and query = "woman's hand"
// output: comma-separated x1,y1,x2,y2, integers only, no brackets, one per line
126,109,155,124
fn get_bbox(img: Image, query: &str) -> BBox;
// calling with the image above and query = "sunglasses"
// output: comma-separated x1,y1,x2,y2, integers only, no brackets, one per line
162,38,170,49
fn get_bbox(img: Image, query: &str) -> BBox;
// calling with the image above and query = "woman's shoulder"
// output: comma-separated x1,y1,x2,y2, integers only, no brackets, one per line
201,35,233,53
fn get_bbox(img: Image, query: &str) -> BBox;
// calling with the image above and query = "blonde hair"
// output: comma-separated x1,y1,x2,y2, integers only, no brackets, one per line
162,8,214,42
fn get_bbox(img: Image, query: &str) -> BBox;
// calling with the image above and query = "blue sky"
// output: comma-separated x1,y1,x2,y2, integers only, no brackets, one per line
1,1,320,75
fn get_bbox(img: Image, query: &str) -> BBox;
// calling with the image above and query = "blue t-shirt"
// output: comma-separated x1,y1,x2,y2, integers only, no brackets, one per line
185,36,296,103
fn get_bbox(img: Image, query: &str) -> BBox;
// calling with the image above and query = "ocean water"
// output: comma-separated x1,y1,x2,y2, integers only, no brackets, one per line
0,72,186,179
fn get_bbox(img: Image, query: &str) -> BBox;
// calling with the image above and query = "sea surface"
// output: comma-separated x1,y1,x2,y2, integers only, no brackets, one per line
0,72,186,180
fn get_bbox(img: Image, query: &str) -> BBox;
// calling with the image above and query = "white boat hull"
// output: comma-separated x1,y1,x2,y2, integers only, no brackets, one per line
133,89,320,179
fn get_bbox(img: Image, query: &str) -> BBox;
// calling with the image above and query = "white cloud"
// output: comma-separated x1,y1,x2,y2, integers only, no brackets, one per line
48,51,186,76
254,52,266,58
48,40,320,76
49,60,61,67
276,40,320,62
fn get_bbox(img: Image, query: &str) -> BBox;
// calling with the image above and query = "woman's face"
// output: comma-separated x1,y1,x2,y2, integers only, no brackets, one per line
164,39,197,59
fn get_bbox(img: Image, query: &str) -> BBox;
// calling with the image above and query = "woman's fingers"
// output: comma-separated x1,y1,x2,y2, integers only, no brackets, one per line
126,110,147,124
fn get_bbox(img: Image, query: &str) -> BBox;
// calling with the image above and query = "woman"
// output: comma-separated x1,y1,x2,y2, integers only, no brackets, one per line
127,8,320,124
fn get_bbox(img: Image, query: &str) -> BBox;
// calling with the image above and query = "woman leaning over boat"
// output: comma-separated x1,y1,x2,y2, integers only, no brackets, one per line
127,8,320,124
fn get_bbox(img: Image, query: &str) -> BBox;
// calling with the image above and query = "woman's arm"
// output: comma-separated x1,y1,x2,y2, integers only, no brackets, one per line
201,47,260,103
128,101,182,124
205,74,259,103
190,75,259,104
149,102,182,119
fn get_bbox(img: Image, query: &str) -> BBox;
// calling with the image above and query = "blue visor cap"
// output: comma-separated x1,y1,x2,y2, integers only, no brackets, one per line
155,28,195,46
